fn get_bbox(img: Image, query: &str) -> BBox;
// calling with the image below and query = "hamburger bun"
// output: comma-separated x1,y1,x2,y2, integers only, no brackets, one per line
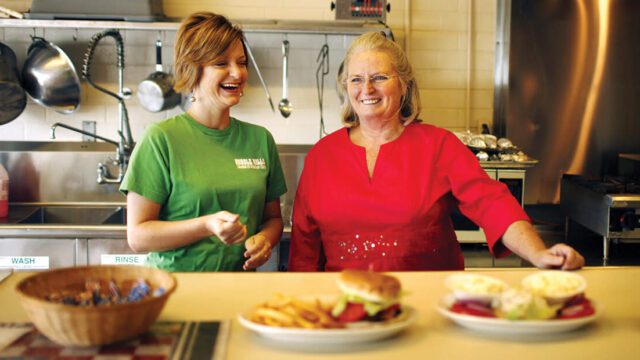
337,270,401,303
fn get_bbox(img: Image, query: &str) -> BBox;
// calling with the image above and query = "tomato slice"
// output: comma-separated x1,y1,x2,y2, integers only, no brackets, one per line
450,301,496,318
558,297,595,319
337,302,368,322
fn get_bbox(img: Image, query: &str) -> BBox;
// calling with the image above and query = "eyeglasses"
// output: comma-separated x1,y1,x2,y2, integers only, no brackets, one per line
346,74,398,87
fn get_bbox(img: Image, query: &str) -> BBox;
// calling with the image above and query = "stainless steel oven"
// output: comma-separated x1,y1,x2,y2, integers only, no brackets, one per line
561,172,640,265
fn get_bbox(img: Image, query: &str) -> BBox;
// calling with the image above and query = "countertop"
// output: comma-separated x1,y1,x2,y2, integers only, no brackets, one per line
1,268,639,359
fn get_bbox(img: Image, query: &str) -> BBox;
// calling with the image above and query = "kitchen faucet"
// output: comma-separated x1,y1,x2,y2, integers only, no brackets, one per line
50,122,133,184
50,29,134,184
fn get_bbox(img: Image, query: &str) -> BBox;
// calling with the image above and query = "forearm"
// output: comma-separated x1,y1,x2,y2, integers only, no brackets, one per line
128,217,210,253
500,220,547,265
256,216,284,249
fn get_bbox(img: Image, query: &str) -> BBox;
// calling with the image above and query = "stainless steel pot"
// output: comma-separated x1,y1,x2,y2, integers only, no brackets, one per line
137,39,180,112
21,37,81,114
0,42,27,125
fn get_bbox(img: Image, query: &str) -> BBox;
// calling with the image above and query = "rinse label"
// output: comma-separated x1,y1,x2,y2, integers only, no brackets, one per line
101,254,147,265
0,256,49,270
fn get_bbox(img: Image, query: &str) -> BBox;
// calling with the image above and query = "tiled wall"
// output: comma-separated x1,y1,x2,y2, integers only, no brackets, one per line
0,0,496,144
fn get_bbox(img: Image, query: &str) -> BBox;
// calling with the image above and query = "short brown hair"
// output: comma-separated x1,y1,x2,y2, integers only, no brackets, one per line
337,31,421,127
174,12,245,93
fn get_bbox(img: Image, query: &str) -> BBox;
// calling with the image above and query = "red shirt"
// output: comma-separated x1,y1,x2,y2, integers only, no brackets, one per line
288,123,529,271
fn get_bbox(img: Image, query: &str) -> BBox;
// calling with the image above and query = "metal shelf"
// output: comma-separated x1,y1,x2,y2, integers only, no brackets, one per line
0,18,389,35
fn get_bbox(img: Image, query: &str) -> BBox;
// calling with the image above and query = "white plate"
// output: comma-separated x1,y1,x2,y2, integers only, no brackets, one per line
437,295,600,335
238,305,417,345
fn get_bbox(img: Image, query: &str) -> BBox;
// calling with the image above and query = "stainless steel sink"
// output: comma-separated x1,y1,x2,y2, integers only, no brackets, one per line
18,206,126,225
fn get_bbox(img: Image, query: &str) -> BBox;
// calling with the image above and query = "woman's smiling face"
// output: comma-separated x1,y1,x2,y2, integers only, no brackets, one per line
346,50,404,123
194,39,248,111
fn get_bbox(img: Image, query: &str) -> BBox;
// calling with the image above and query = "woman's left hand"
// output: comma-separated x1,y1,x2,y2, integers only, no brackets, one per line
243,233,272,270
532,243,585,270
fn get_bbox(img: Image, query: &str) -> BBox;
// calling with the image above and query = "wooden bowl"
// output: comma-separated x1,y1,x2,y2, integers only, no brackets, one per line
15,265,177,346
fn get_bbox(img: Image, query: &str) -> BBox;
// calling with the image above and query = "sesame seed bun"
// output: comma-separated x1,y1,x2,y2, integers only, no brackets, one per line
337,270,401,303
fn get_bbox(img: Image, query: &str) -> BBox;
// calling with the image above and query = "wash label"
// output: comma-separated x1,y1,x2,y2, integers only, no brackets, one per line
0,256,49,270
101,254,147,265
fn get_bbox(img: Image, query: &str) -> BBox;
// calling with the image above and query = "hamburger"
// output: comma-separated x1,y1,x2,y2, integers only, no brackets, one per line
331,270,402,322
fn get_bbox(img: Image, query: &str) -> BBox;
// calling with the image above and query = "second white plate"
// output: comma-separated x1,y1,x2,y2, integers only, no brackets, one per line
437,295,600,335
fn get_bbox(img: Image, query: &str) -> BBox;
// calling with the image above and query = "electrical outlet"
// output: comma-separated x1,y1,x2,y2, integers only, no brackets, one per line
82,121,96,142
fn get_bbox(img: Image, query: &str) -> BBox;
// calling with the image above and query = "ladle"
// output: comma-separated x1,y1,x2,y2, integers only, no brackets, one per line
278,40,292,118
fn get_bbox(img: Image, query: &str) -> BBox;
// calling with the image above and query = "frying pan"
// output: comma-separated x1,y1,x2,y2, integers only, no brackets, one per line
0,42,26,125
137,39,181,112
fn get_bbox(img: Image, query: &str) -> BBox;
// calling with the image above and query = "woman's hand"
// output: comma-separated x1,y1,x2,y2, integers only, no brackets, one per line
205,211,247,245
243,233,272,270
502,220,585,270
530,243,585,270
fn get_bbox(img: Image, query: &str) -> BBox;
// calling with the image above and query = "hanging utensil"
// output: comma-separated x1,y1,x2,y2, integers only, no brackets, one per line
21,36,80,114
243,36,274,112
316,41,330,138
278,40,292,118
0,42,26,125
137,39,181,112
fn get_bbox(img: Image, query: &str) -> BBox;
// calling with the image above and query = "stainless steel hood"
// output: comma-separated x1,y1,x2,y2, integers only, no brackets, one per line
494,0,640,204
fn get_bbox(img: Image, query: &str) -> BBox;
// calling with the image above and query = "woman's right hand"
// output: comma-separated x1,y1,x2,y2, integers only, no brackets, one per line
205,211,247,245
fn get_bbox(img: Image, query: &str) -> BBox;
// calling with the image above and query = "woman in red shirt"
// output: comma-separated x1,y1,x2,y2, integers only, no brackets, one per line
288,32,584,272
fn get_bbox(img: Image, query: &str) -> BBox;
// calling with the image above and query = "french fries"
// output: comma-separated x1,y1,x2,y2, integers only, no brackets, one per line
248,293,344,329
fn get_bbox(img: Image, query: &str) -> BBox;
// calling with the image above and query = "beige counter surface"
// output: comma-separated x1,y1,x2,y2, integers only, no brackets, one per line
1,267,639,359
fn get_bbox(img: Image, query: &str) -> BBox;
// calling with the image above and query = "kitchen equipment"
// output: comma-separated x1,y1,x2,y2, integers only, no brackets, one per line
561,172,640,265
21,37,80,114
26,0,164,21
316,42,330,137
0,42,26,124
278,40,292,118
81,29,134,184
494,0,640,203
137,39,181,113
243,37,274,112
331,0,389,21
0,163,8,218
15,265,176,346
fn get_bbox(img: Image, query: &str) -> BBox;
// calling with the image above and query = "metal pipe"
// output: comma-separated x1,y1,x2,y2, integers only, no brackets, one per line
50,123,119,146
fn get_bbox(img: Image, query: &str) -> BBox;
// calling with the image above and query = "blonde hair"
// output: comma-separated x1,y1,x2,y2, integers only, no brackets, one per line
174,12,245,93
337,31,421,127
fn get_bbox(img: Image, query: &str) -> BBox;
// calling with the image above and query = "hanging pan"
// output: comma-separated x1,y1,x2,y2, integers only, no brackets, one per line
21,36,81,114
0,41,27,125
137,39,181,112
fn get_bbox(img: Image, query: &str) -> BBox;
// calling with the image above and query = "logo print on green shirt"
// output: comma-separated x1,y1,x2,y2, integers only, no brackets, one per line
234,158,266,170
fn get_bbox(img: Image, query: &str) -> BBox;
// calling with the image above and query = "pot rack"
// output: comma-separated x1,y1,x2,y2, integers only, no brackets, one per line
0,18,391,36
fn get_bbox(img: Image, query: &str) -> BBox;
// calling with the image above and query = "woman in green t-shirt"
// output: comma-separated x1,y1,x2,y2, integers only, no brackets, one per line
120,12,287,272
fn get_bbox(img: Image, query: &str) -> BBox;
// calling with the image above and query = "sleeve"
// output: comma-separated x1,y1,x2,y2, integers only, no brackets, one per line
288,150,325,271
438,132,529,257
264,131,288,202
119,125,171,204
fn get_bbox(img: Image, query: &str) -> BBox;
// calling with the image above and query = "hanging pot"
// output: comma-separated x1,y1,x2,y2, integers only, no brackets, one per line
0,42,27,125
21,37,81,114
137,39,181,112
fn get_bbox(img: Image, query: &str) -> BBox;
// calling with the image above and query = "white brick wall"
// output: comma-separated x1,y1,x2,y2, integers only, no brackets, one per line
0,0,497,142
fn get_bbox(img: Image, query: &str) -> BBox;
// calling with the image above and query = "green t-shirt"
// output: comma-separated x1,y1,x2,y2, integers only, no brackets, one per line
120,114,287,272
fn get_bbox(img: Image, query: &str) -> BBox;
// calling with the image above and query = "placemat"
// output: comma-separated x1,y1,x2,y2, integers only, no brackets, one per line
0,321,229,360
